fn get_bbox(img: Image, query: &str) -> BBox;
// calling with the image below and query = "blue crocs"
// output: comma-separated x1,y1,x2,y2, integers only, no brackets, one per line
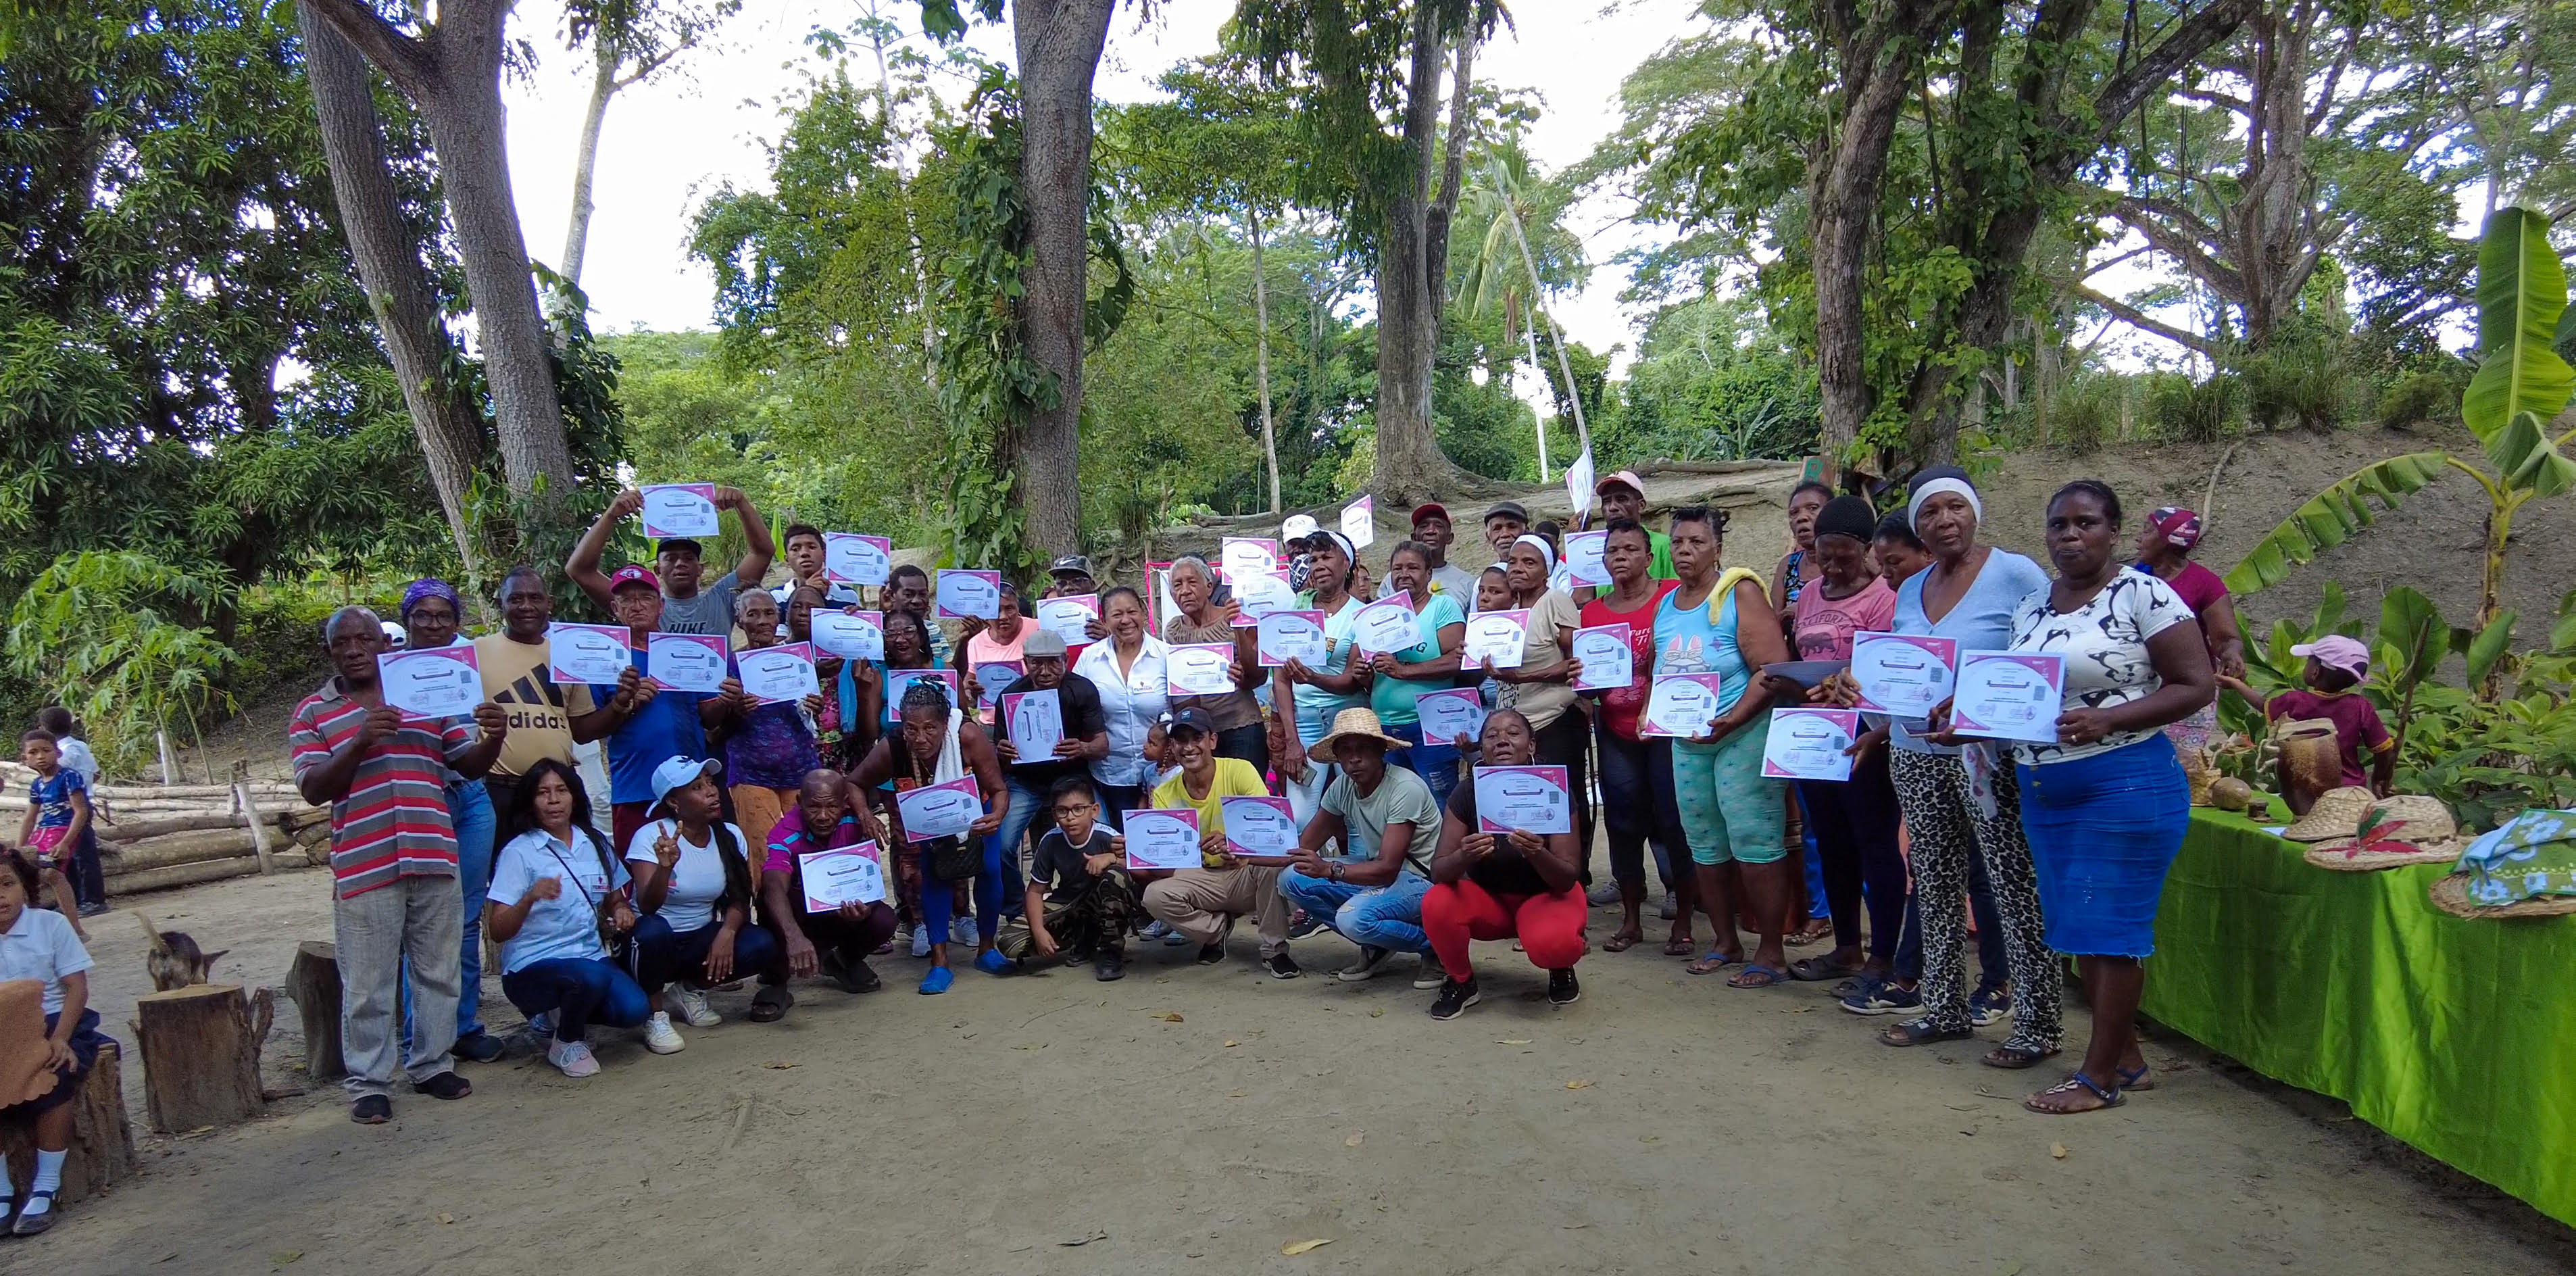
918,966,955,995
974,948,1012,975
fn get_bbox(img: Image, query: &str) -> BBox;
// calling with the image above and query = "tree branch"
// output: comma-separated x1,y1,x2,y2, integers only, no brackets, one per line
2091,0,2260,141
2075,285,2217,353
299,0,439,99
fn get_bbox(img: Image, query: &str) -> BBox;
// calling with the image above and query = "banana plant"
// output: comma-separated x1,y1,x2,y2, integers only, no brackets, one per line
2227,207,2576,642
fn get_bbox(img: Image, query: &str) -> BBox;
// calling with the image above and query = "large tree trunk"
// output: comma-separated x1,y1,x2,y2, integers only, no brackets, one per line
1010,0,1119,560
1369,13,1477,499
1251,210,1281,513
301,0,578,543
299,5,489,585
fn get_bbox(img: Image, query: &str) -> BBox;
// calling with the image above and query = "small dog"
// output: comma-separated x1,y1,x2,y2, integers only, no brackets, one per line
134,911,223,991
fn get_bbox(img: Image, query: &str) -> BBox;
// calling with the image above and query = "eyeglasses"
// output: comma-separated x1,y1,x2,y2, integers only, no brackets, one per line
1054,803,1097,816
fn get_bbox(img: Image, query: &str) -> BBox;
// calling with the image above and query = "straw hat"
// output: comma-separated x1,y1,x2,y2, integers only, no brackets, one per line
1312,707,1410,756
2428,875,2576,919
2305,795,2473,871
2281,786,2374,841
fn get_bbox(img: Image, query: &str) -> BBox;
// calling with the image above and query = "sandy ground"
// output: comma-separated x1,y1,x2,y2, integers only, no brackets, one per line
19,868,2571,1276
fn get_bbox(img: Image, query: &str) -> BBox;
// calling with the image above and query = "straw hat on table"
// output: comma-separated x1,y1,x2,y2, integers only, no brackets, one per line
2304,794,2473,871
2280,786,2375,842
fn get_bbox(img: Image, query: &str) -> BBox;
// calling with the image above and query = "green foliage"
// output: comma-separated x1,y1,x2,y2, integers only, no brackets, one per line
2043,375,2121,454
1597,295,1818,464
2377,370,2462,432
4,552,239,775
2462,207,2576,497
2221,451,2450,594
2239,340,2360,433
2144,370,2242,444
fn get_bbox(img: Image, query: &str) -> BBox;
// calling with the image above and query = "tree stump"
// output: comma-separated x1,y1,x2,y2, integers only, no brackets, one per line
133,984,272,1133
0,1044,136,1204
286,942,345,1080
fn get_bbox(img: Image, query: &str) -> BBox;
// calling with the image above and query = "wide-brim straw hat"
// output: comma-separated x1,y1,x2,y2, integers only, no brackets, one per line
2428,875,2576,919
2306,795,2473,870
2282,786,2375,841
1313,707,1410,756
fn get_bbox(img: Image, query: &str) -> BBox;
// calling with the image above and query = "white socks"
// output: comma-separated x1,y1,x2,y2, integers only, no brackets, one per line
19,1149,65,1216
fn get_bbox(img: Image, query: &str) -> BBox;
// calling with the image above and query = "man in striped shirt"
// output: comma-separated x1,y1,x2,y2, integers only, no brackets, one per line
291,606,507,1125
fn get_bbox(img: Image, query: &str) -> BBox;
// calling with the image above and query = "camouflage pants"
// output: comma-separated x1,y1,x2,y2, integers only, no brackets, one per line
996,867,1142,962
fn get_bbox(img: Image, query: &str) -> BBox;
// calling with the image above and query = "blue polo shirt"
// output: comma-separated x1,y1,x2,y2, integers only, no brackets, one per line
576,645,709,805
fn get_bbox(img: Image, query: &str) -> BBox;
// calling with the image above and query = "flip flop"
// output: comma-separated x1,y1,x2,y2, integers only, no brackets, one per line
2119,1063,2156,1091
1787,956,1864,982
1981,1043,2060,1070
1662,937,1697,957
747,987,793,1023
1686,951,1742,975
1602,931,1642,954
1726,962,1789,989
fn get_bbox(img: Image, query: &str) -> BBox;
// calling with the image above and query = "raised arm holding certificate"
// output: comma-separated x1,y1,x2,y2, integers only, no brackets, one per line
1034,595,1099,646
1472,765,1572,835
737,643,820,704
1122,808,1202,870
1001,689,1064,762
1219,796,1298,860
547,622,632,685
799,845,887,910
1219,537,1279,584
639,483,719,538
378,646,482,718
1230,570,1295,625
935,569,1002,620
822,533,891,586
1462,609,1529,668
1562,531,1610,588
972,661,1023,712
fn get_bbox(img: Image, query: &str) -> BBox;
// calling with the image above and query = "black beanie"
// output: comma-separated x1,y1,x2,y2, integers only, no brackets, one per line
1813,495,1879,544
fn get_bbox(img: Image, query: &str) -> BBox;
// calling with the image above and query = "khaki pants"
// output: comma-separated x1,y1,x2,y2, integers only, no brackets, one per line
1141,865,1290,958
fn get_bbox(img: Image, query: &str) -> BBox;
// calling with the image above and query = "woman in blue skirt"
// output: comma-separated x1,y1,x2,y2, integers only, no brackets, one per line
1995,481,2213,1114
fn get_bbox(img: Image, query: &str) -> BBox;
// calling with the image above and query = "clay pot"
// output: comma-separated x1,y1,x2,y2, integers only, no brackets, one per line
2273,718,2343,817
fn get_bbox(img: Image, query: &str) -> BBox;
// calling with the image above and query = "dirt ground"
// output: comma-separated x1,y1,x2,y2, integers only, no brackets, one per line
20,867,2571,1276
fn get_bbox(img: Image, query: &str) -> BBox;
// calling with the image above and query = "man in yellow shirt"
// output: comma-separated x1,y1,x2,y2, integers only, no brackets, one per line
1142,708,1298,978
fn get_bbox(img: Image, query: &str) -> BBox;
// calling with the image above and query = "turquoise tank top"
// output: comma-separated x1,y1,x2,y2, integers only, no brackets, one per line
1653,581,1749,711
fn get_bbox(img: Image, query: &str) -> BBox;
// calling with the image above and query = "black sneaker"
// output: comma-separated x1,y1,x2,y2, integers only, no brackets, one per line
1196,941,1227,965
76,902,109,918
454,1031,506,1064
1264,952,1302,980
1547,968,1581,1005
1287,910,1324,939
412,1071,472,1100
1094,956,1126,982
831,954,883,994
1428,977,1481,1021
350,1094,393,1125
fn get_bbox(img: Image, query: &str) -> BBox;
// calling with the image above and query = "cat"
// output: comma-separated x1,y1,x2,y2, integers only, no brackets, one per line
134,911,223,992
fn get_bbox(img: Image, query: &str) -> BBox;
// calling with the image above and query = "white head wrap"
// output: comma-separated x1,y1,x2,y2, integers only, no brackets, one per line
1510,533,1558,572
1907,476,1983,531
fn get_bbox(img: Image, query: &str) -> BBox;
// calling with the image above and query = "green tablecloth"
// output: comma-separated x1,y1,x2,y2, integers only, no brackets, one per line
2146,809,2576,1227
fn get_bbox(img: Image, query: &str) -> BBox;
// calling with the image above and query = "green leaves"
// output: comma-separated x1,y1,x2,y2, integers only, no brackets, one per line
2377,586,2450,692
2464,206,2576,487
5,550,239,774
2221,451,2450,594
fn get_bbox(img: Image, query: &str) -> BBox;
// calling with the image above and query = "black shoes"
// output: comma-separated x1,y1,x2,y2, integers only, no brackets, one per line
1196,941,1227,965
1095,955,1126,981
454,1031,507,1063
1547,968,1581,1005
1264,952,1302,980
1428,977,1481,1020
350,1094,393,1125
412,1071,472,1100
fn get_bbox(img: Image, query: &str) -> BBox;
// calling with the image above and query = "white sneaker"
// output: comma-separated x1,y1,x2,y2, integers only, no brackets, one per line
1337,946,1395,982
910,926,933,958
547,1038,601,1078
666,985,720,1028
1412,951,1448,990
641,1010,687,1054
949,915,977,947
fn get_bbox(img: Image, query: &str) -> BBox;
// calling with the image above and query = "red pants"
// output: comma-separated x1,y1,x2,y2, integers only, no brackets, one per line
1421,879,1588,974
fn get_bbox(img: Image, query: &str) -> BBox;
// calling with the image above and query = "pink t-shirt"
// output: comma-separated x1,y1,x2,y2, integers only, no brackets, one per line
1792,575,1897,662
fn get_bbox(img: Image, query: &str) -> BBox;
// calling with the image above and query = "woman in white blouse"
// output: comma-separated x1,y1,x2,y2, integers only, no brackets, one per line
1074,585,1170,822
1975,480,2212,1115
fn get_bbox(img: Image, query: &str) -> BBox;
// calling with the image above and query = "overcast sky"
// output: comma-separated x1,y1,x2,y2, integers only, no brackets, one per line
499,0,1708,383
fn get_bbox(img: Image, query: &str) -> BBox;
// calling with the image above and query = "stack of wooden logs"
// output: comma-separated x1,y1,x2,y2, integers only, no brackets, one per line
0,761,329,895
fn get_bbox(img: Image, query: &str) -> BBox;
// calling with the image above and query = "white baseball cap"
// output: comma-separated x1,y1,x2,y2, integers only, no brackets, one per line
649,756,723,806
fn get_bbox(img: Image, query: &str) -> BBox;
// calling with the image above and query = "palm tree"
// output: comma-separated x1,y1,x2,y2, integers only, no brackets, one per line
1456,137,1593,471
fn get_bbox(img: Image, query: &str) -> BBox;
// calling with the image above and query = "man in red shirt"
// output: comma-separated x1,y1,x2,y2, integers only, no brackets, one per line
291,606,507,1125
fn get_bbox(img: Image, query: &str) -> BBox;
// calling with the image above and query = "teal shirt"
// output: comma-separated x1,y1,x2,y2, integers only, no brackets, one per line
1367,593,1467,727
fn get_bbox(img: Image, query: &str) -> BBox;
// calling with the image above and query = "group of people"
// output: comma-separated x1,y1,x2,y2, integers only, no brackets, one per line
0,464,2282,1214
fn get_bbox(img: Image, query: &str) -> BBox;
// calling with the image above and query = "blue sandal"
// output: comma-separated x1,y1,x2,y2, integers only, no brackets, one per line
2025,1071,2125,1114
2119,1062,2155,1091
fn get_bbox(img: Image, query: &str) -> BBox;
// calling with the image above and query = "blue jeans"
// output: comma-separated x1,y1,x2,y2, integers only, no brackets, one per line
989,777,1043,918
1381,721,1460,819
404,777,494,1052
630,912,785,995
1277,868,1432,955
500,958,649,1043
1796,787,1829,919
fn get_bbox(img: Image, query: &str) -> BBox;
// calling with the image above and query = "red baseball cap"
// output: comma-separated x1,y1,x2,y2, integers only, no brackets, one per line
609,564,662,594
1410,502,1450,526
1596,470,1647,498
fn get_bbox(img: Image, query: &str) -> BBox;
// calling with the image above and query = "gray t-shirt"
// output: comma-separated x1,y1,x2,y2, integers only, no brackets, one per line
1319,765,1441,876
1887,548,2050,754
655,570,742,636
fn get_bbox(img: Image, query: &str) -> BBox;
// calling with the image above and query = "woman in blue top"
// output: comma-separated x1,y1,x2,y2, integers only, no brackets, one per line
1871,466,2064,1066
485,759,646,1079
1652,506,1795,986
1367,539,1469,814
